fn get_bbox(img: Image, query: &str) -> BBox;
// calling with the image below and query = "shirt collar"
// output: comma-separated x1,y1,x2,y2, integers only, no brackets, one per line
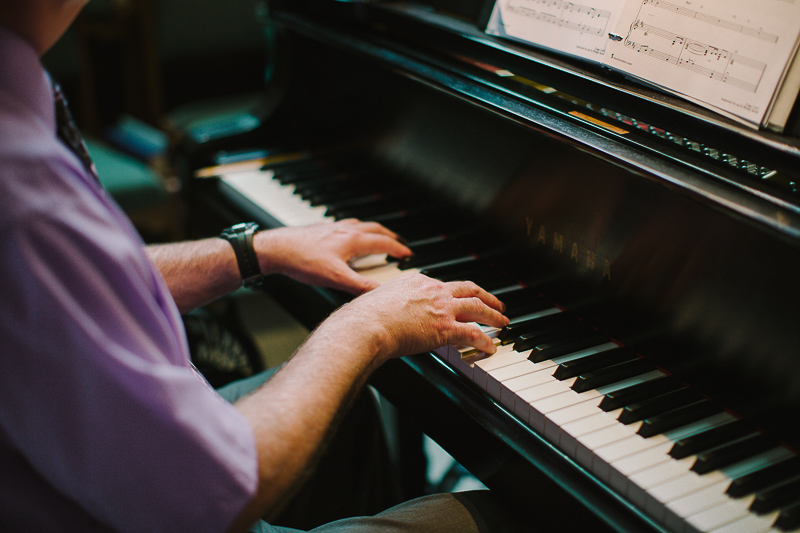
0,26,56,135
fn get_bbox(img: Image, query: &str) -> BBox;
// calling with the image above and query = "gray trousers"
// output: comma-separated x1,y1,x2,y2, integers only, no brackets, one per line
217,370,530,533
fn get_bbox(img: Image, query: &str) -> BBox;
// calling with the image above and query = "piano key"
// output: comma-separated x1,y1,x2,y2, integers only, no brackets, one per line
709,512,780,533
612,411,736,487
500,367,566,409
693,434,779,475
596,432,672,465
618,388,702,425
660,448,794,529
687,499,763,532
485,359,545,401
638,400,725,438
774,499,800,531
666,480,736,520
329,195,428,220
576,423,642,470
554,346,637,380
220,169,332,227
649,446,792,521
751,477,800,515
612,442,675,480
498,309,571,342
671,420,758,460
493,285,547,313
472,348,530,390
599,375,684,412
513,322,589,353
527,333,612,363
530,372,654,434
727,455,800,498
572,358,654,393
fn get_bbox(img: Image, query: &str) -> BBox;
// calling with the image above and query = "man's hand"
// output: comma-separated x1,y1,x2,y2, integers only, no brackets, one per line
254,219,412,295
318,273,509,368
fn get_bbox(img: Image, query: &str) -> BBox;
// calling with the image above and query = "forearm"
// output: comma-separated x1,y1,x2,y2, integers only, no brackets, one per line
226,308,387,531
145,238,241,314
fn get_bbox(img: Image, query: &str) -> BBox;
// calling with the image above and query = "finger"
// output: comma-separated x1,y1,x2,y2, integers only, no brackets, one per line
352,220,402,239
349,232,412,259
449,322,498,354
452,297,509,329
448,281,506,313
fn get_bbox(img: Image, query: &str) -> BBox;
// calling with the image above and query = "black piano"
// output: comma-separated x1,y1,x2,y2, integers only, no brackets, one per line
179,1,800,531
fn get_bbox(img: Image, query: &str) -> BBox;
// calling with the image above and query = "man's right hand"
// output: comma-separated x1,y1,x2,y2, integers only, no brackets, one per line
319,273,509,369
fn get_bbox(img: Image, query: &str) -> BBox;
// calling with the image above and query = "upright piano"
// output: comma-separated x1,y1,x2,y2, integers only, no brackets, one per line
180,1,800,531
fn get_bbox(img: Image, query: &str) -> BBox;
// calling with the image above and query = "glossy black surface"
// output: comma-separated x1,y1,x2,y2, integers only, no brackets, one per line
184,1,800,531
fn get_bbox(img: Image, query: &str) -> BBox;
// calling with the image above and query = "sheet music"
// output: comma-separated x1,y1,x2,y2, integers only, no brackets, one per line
486,0,628,61
606,0,800,127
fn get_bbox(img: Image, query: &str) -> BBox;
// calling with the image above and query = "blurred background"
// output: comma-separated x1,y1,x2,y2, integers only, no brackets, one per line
43,0,272,243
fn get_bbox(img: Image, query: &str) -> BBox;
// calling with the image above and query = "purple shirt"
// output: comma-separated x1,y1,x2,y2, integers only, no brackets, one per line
0,27,257,531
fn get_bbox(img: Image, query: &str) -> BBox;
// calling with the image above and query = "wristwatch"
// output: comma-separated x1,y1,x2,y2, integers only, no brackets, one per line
219,222,265,289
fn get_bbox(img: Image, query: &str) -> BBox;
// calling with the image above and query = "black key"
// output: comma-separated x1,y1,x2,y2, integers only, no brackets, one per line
599,375,683,411
727,455,800,498
693,433,778,475
274,165,353,184
555,347,636,381
638,400,724,438
325,188,415,212
670,420,757,459
304,180,388,205
617,387,700,425
572,358,653,393
331,196,431,220
513,322,587,353
423,261,517,292
497,311,570,344
503,298,556,322
382,211,478,242
292,172,369,196
421,258,482,280
774,499,800,531
398,241,472,270
528,332,610,363
751,477,800,514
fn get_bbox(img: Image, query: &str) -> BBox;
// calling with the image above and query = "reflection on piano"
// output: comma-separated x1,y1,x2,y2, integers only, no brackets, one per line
181,1,800,532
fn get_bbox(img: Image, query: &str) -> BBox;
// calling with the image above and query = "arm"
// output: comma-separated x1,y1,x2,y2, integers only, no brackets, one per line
225,274,509,532
146,219,412,314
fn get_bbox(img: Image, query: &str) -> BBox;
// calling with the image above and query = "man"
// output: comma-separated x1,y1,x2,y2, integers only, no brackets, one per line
0,1,522,531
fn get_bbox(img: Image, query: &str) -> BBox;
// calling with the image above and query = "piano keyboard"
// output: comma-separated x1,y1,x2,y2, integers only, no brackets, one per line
215,155,800,533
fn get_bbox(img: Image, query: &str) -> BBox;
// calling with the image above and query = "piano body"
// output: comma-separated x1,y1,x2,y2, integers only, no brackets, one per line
181,1,800,531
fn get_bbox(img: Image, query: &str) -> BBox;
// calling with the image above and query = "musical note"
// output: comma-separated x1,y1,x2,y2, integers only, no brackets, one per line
505,0,612,39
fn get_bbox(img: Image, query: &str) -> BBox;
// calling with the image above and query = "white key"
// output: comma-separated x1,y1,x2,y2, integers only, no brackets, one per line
666,481,739,520
221,170,331,227
500,368,562,409
534,390,603,434
512,379,575,420
686,499,754,531
649,470,728,507
613,442,675,479
708,511,780,533
472,349,529,390
575,422,641,472
630,456,695,492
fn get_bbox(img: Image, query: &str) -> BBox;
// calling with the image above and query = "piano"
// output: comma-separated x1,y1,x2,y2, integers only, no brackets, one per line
179,1,800,531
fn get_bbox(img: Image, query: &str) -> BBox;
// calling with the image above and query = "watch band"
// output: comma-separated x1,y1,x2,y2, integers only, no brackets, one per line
219,222,264,288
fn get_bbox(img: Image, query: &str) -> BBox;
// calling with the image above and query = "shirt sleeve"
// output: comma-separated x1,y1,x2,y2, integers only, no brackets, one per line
0,158,258,532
